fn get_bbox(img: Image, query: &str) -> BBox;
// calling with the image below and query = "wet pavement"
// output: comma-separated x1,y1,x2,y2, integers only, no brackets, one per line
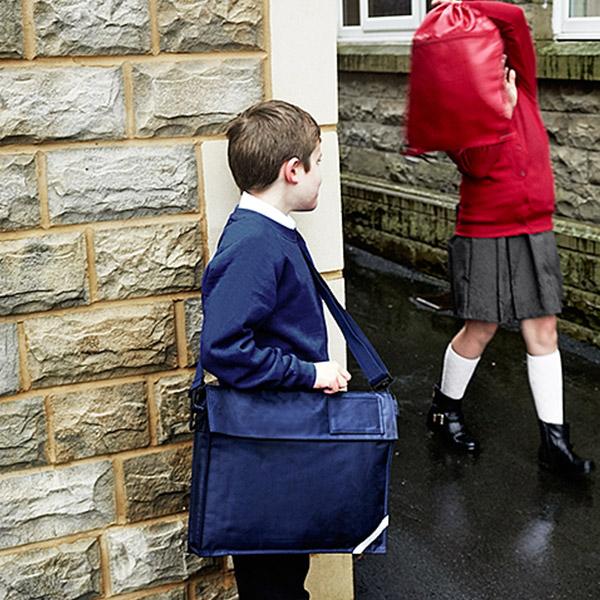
344,246,600,600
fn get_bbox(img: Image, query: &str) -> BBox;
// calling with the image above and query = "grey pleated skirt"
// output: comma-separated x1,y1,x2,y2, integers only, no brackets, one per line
448,232,563,324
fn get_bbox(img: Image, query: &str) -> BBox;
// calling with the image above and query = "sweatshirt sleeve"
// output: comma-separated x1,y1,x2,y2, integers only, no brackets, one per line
200,235,317,390
465,1,537,98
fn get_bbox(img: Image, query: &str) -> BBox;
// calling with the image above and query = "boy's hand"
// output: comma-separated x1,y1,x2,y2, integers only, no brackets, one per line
313,361,352,395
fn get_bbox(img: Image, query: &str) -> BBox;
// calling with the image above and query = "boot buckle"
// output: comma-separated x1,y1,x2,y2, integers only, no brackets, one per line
432,412,445,426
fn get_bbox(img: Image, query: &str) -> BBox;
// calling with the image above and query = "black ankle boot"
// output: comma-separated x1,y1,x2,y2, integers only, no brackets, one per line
538,421,595,477
427,385,480,452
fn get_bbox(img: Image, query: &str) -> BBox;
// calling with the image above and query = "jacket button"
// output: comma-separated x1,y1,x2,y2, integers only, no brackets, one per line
520,170,526,177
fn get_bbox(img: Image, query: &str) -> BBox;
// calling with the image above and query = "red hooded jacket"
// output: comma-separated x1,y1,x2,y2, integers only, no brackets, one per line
448,1,555,238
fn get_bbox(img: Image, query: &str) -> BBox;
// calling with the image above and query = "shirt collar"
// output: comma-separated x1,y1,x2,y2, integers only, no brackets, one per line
238,191,296,230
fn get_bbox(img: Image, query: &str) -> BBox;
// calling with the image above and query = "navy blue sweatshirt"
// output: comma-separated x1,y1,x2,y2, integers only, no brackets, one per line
200,208,329,390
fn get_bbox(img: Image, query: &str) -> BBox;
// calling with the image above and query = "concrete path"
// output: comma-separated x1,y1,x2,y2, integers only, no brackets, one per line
345,246,600,600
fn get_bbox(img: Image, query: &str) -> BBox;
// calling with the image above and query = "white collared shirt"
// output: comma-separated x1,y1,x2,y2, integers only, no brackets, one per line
238,191,296,230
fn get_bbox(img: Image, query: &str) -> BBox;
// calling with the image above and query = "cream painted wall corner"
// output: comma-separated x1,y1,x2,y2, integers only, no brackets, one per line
306,554,355,600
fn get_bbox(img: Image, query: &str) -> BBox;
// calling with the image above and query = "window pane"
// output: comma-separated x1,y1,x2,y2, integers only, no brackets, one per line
343,0,360,25
570,0,600,16
368,0,412,17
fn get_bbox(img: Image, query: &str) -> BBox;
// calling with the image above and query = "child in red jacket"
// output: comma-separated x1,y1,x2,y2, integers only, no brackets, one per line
427,0,594,476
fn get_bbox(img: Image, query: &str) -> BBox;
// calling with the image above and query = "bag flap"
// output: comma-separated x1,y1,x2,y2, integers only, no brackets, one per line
206,387,398,441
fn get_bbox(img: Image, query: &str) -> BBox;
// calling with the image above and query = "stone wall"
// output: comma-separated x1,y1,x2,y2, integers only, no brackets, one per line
338,6,600,346
0,2,351,599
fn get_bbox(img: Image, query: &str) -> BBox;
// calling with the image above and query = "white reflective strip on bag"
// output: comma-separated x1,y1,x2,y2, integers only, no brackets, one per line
352,515,389,554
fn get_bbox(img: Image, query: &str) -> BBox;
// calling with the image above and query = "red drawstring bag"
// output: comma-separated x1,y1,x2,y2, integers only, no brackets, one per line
406,2,512,155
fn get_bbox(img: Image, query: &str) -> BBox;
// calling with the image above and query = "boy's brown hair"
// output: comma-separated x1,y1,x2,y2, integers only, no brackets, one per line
226,100,321,193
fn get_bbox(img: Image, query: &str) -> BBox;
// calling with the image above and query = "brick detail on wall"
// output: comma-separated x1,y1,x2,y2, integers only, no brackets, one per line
33,0,152,56
0,67,126,144
0,154,39,231
0,0,23,58
0,538,102,600
24,302,178,387
0,460,115,549
49,382,150,463
132,58,264,138
46,144,199,224
105,519,212,595
157,0,264,53
0,232,89,315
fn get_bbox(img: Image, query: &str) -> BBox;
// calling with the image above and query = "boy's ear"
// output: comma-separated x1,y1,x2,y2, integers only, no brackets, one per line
282,157,303,184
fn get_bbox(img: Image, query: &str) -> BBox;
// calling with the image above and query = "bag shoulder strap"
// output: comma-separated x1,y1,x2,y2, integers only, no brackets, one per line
295,231,392,391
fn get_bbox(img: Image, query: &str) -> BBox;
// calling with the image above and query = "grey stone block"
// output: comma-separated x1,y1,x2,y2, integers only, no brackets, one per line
564,115,600,151
94,221,203,300
25,302,177,387
193,573,238,600
339,70,408,100
0,323,19,396
0,67,125,143
158,0,263,53
122,446,192,521
0,396,47,472
0,154,39,232
589,152,600,186
556,185,600,224
339,95,405,126
0,0,23,57
560,248,600,293
0,538,101,600
34,0,151,56
0,232,88,315
47,144,198,224
539,81,600,114
106,519,212,594
143,588,187,600
544,111,600,151
0,461,115,549
50,382,149,462
184,296,202,366
551,144,589,188
132,58,263,137
154,373,194,444
340,145,459,195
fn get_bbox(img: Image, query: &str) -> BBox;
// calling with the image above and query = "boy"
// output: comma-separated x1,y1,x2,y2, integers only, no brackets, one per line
199,100,351,599
427,0,594,477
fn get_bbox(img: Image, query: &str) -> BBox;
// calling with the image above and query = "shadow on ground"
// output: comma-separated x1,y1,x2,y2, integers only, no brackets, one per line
345,246,600,600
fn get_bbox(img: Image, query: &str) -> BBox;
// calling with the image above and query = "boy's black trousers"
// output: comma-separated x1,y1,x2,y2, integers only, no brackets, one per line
232,554,310,599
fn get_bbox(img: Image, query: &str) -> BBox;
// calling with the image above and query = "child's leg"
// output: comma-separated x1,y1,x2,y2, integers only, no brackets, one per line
233,554,310,600
521,315,594,476
520,315,562,424
428,320,497,452
441,320,498,398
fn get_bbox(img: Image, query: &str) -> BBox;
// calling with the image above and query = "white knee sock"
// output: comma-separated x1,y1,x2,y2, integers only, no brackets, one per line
526,349,564,425
440,343,481,400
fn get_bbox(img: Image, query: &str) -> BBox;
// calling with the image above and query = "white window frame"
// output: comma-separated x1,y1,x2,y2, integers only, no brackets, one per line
338,0,427,43
553,0,600,40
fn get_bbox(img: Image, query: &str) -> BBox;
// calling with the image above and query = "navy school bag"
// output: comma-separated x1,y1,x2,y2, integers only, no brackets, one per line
187,233,398,556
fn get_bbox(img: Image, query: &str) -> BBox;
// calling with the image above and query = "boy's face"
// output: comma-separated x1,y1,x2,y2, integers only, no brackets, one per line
292,143,323,212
